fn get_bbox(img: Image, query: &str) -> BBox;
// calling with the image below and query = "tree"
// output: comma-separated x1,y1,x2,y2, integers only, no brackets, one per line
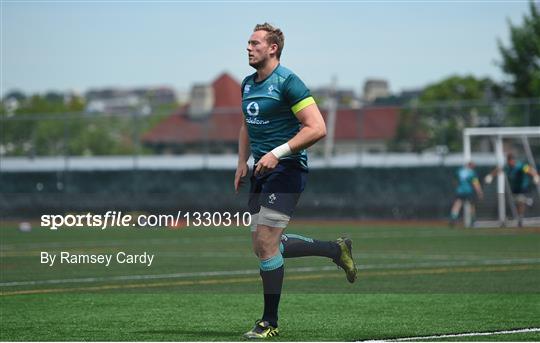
498,1,540,98
3,90,26,102
420,76,501,103
392,75,502,152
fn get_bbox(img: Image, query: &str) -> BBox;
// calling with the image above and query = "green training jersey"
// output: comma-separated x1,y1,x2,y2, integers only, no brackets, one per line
241,64,315,170
456,166,479,195
504,161,532,194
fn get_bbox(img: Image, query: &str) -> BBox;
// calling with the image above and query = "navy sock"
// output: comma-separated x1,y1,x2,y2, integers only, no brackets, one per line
259,255,284,328
280,233,340,259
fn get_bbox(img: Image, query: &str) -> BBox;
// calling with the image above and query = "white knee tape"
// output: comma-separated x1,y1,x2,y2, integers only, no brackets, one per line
258,206,290,229
250,213,259,232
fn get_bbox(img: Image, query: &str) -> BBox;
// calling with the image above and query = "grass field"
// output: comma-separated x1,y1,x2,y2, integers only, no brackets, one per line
1,220,539,341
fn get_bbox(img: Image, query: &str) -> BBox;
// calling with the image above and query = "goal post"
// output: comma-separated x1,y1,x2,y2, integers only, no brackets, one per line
463,127,540,228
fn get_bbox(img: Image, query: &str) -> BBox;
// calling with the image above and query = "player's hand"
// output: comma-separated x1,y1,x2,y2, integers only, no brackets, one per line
234,162,249,194
254,152,279,176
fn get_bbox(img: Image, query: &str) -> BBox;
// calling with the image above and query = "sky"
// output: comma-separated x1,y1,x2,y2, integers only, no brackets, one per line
1,1,533,97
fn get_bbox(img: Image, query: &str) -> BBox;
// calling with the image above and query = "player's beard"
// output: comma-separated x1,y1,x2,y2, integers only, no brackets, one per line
249,54,269,70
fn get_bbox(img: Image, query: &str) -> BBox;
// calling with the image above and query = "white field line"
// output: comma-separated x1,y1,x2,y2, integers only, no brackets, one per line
2,257,540,287
359,327,540,342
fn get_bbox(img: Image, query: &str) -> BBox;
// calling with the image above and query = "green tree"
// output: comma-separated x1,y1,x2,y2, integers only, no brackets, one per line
3,90,26,102
392,75,501,152
420,76,500,102
498,1,540,98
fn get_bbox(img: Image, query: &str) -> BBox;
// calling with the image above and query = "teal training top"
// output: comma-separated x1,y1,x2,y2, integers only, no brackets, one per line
504,161,531,194
456,166,479,195
241,64,315,170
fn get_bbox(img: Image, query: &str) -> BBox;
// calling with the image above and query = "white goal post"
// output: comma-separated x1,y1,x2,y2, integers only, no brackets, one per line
463,127,540,228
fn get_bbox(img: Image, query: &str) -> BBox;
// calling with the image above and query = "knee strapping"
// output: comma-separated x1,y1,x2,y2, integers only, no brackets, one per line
250,213,259,232
258,206,290,228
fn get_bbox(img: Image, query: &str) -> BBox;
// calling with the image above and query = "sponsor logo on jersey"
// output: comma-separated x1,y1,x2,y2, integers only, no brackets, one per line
268,85,274,94
246,101,259,116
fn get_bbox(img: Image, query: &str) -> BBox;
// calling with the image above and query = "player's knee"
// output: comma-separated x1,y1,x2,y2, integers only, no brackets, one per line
257,245,279,260
254,236,267,256
258,206,290,229
254,237,279,259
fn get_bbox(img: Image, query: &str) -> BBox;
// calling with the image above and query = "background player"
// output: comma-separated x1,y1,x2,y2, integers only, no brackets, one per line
484,153,540,227
234,23,357,339
449,161,483,227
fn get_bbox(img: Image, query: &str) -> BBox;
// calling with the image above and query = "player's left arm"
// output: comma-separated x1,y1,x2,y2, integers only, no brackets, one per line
254,101,326,176
523,164,540,184
287,102,326,152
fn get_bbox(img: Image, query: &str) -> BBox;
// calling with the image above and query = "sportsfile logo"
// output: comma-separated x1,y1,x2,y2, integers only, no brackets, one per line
41,211,132,230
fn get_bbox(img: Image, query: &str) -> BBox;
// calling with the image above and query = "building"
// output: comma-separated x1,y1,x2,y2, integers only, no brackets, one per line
85,86,177,115
363,79,390,103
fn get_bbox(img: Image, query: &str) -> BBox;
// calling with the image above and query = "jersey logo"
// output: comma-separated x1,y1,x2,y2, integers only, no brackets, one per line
246,101,259,116
268,193,277,204
244,85,251,94
268,85,274,94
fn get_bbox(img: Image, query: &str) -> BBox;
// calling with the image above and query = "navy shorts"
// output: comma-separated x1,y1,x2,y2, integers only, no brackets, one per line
248,160,308,217
456,193,475,202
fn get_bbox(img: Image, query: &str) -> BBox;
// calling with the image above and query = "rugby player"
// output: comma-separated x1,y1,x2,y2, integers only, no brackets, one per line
485,153,540,227
449,161,483,226
234,23,358,339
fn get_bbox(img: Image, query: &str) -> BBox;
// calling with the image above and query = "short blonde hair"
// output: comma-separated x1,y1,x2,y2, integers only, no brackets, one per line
253,23,284,59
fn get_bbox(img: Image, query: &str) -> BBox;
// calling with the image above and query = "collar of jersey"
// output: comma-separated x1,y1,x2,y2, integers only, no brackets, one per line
253,63,280,85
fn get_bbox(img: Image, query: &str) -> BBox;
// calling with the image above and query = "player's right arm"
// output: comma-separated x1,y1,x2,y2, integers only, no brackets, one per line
472,178,483,200
235,121,250,193
484,167,501,184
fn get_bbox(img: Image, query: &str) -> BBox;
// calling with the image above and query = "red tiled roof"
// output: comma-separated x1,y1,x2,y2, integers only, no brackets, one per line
360,106,399,140
321,108,360,140
320,106,399,141
212,73,241,108
142,106,243,144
